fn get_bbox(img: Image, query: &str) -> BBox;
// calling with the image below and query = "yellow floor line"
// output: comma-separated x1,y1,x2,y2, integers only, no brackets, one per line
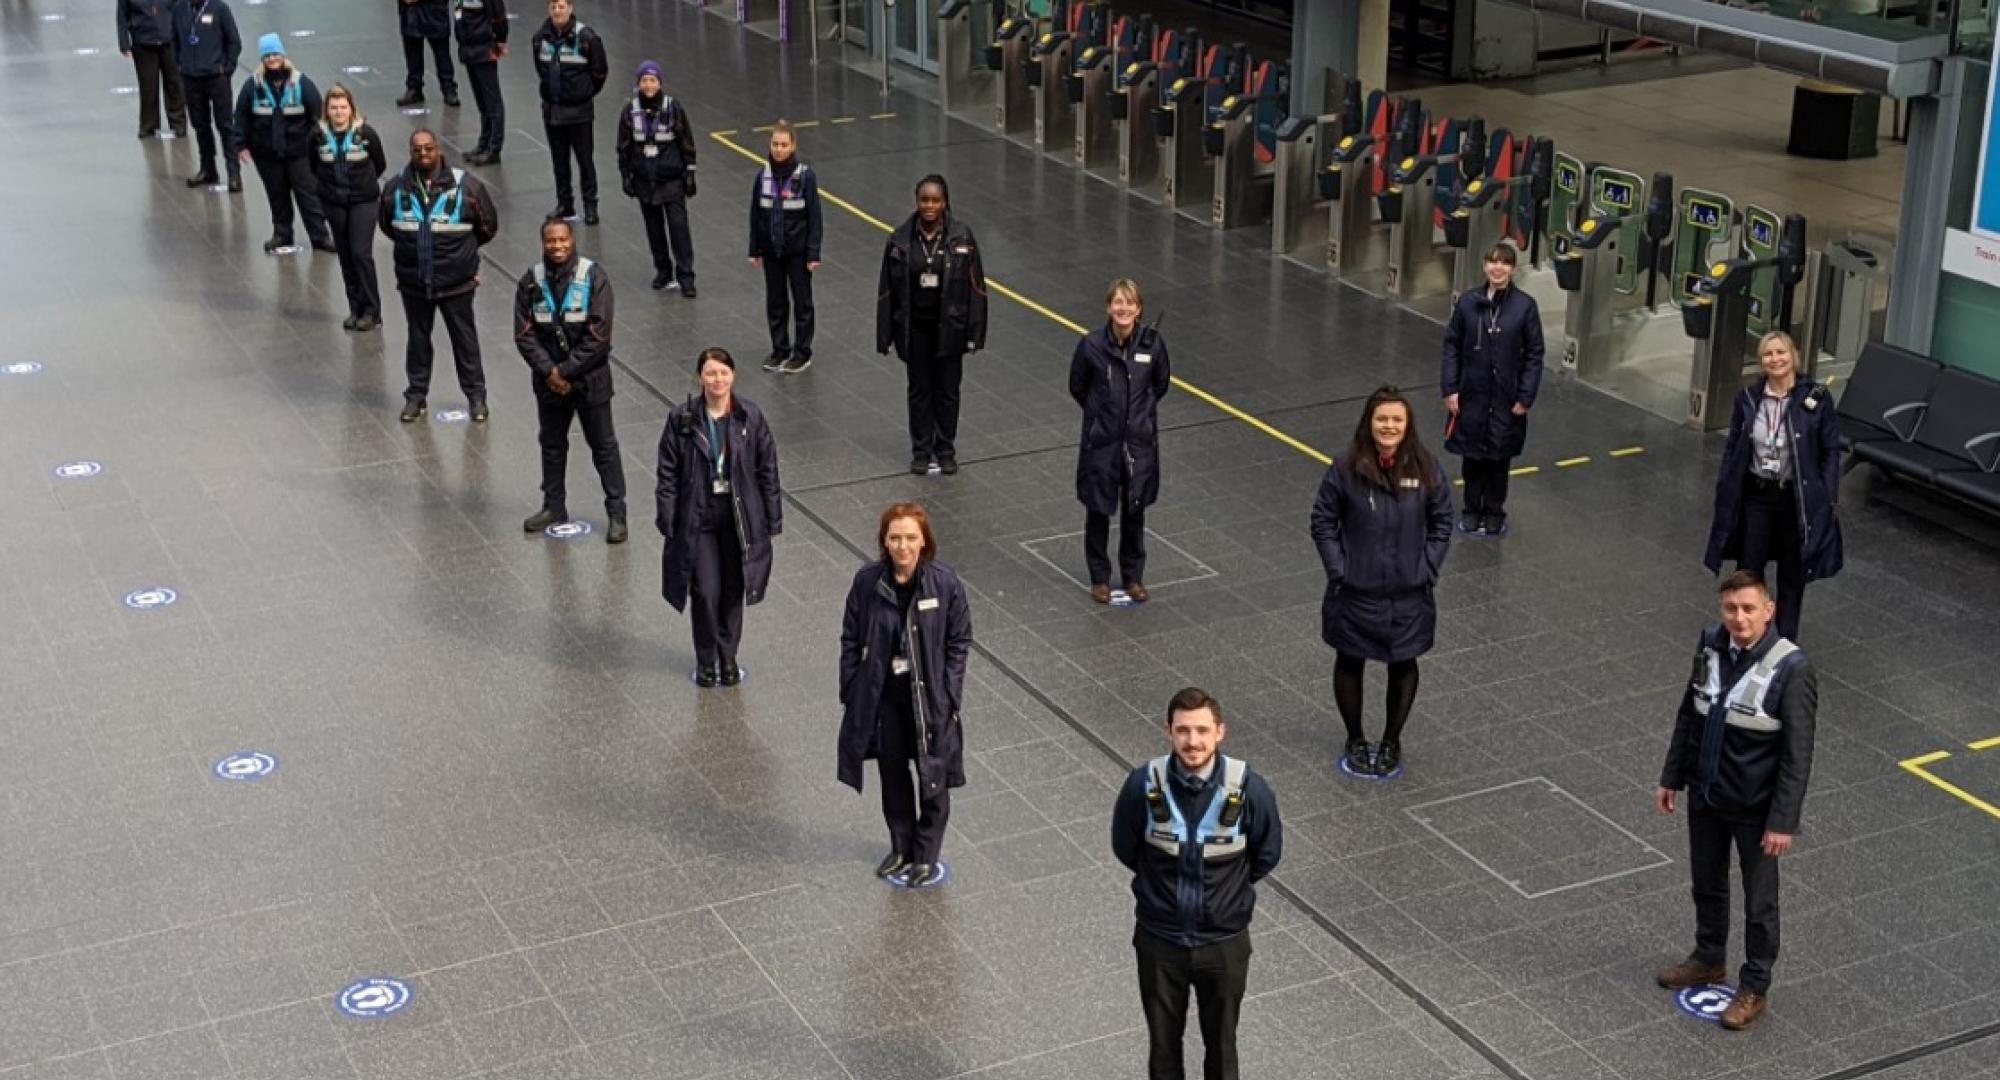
1969,735,2000,751
791,120,820,129
869,112,897,120
1610,446,1645,457
1555,456,1590,468
711,128,739,137
1898,752,2000,822
711,129,1331,464
1508,465,1541,477
831,116,857,124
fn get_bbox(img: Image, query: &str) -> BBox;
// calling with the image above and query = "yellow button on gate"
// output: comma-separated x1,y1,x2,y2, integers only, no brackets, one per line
1222,95,1237,109
1712,262,1729,276
1466,180,1483,193
1580,219,1598,233
1338,136,1355,150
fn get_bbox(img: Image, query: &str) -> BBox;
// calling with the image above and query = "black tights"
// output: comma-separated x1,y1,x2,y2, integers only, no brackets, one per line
1334,653,1420,745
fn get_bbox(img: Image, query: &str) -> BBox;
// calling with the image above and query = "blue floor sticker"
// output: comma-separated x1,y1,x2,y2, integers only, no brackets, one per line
1337,755,1405,782
122,587,178,611
1675,983,1735,1023
2,361,43,376
883,861,951,891
213,752,277,782
336,977,412,1019
53,461,103,479
433,408,469,424
543,520,593,540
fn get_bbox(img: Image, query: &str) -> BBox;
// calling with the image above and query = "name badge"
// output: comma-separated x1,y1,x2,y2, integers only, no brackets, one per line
892,656,911,675
917,597,940,611
918,272,940,289
1133,352,1152,365
781,198,806,210
712,478,731,495
201,12,215,22
643,145,659,157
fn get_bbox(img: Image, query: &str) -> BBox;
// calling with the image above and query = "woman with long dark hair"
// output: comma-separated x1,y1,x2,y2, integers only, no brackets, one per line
657,347,782,687
836,502,973,888
1310,387,1455,776
876,174,988,475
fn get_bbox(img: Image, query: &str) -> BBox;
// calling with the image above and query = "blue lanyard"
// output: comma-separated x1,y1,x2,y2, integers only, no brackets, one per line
187,1,208,46
328,127,355,158
706,411,727,477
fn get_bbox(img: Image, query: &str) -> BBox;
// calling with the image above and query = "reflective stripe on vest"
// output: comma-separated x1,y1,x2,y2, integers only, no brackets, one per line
539,22,591,64
628,95,677,146
390,169,473,234
758,166,808,210
250,76,305,117
453,0,485,16
531,257,594,325
1142,755,1249,859
316,123,371,164
1691,638,1800,733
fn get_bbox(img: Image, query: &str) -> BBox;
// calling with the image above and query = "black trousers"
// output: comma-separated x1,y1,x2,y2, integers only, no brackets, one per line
464,61,505,153
181,73,239,178
1085,500,1147,587
251,154,328,245
1460,456,1512,519
1735,477,1807,641
1134,929,1252,1080
1688,803,1781,994
901,324,962,458
402,34,458,95
639,199,695,284
326,201,382,319
761,256,815,360
400,290,485,403
536,393,626,516
877,685,950,864
547,121,597,206
130,43,187,133
691,504,746,668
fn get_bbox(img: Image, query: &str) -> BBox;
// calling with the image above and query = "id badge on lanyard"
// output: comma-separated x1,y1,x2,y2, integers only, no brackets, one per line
917,234,942,290
707,413,731,496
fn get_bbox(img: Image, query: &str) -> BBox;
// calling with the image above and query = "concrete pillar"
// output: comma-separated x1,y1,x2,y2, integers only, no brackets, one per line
1291,0,1389,113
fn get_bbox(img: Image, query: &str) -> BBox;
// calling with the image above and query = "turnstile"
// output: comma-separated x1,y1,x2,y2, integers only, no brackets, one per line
1208,60,1288,230
1682,209,1806,429
1554,165,1656,377
1117,28,1196,195
1072,14,1137,170
939,0,1002,118
1324,90,1407,283
1160,43,1244,219
990,8,1039,137
1029,9,1085,153
1447,135,1552,293
1273,74,1360,264
1384,114,1468,312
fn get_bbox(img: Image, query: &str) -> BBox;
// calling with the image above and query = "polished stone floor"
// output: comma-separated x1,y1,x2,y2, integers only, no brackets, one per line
2,2,1997,1079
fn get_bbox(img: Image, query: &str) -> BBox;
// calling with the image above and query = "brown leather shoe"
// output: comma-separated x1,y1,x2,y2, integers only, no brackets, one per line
1091,583,1111,605
1655,958,1726,990
1720,990,1767,1030
1124,581,1149,603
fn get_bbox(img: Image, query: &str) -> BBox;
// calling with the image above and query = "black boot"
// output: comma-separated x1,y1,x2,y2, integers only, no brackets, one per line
605,515,629,545
718,657,740,686
583,202,600,226
695,663,720,689
396,88,424,107
400,399,427,423
523,507,568,532
1343,737,1373,775
184,169,218,188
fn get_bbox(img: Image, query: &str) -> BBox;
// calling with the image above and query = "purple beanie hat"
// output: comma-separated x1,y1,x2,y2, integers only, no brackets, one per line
636,60,664,85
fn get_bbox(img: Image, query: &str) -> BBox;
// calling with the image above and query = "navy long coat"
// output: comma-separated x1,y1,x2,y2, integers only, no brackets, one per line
656,396,781,611
399,0,450,39
838,560,972,796
1441,285,1545,461
1703,377,1844,582
1068,323,1171,517
1310,457,1455,663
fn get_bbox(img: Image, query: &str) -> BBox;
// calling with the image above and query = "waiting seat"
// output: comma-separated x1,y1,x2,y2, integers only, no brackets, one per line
1835,341,1938,449
1853,368,2000,485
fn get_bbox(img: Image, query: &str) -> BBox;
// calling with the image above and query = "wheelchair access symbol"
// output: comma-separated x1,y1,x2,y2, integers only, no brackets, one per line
2,361,42,375
53,461,103,480
213,752,277,782
336,977,412,1019
544,521,593,540
1674,984,1735,1023
123,587,178,611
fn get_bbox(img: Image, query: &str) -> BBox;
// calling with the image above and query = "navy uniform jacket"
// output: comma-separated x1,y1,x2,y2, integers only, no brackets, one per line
377,163,500,296
232,64,323,160
747,161,823,261
118,0,175,49
451,0,510,64
1703,377,1844,583
1112,754,1283,947
399,0,451,39
655,397,781,612
875,213,987,359
1441,284,1544,461
532,17,608,127
1069,323,1170,517
616,93,696,204
171,0,240,77
513,256,615,406
837,560,971,796
311,122,389,205
1660,626,1817,833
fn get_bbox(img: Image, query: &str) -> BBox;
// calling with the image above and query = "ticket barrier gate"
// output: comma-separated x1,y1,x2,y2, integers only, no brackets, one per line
1158,43,1245,217
1798,236,1887,373
1073,14,1147,173
1272,74,1361,265
1552,164,1676,380
1681,209,1807,429
1384,113,1473,314
1207,60,1288,229
1446,135,1554,295
939,0,1004,118
1324,94,1419,288
987,4,1040,137
1116,28,1197,195
1030,4,1102,154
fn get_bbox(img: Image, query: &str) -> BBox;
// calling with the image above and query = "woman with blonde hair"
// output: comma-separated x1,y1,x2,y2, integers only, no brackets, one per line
1703,330,1844,641
312,84,388,330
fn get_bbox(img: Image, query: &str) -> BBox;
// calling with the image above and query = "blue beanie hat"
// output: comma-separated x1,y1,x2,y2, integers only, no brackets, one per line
258,32,285,58
636,60,664,85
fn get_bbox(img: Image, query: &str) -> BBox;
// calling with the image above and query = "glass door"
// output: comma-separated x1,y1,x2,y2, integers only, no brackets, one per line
890,0,938,73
